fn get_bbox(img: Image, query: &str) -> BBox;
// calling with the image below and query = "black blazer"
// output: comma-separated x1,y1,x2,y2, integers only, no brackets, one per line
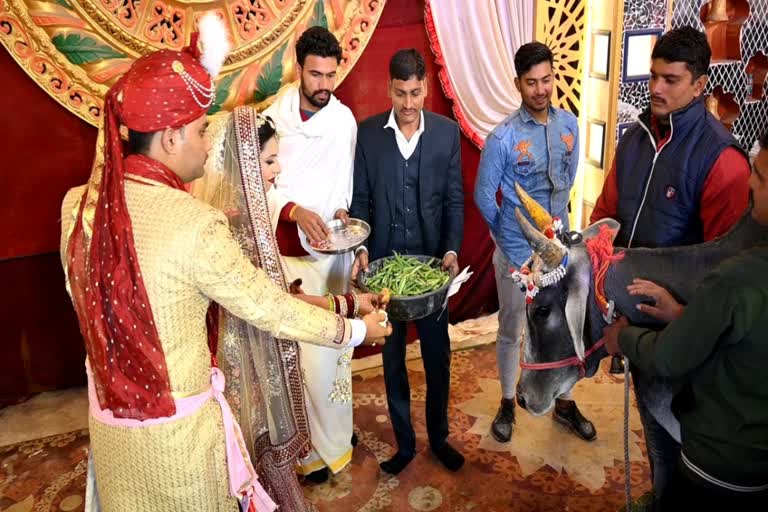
351,110,464,261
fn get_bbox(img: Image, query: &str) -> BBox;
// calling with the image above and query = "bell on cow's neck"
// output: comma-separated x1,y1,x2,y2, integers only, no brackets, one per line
707,0,729,22
609,355,626,374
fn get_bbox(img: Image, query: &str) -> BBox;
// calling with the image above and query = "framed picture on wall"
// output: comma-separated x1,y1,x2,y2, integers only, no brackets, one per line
623,29,663,82
586,119,607,169
590,30,611,80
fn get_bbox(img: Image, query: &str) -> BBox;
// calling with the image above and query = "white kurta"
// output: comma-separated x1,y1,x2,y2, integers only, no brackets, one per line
264,86,357,474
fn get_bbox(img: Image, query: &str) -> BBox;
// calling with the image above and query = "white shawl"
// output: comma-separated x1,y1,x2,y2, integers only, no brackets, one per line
264,84,357,257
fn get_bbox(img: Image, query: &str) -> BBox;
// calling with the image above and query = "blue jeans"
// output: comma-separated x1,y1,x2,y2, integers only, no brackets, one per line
634,379,682,510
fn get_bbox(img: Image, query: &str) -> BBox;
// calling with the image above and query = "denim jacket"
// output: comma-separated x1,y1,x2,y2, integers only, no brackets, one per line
474,105,579,267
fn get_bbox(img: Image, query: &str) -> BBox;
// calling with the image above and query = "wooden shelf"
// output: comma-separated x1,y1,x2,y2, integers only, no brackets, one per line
701,0,750,61
710,59,742,66
706,85,741,131
746,51,768,101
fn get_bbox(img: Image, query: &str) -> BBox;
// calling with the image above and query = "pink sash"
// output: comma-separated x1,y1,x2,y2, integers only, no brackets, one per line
86,362,277,511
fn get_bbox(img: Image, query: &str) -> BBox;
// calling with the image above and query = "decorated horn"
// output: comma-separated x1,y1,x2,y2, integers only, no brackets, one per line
514,182,552,232
515,208,566,269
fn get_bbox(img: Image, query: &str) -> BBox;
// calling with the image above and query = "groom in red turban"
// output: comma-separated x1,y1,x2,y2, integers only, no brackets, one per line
61,14,389,511
67,36,221,423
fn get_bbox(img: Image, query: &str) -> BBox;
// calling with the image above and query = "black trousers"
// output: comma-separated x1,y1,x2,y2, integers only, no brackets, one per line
660,458,767,511
381,310,451,457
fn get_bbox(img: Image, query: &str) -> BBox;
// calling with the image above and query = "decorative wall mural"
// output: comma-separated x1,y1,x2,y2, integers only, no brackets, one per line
0,0,386,126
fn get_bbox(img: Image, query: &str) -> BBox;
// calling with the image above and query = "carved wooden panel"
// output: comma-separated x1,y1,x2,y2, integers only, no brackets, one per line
535,0,586,117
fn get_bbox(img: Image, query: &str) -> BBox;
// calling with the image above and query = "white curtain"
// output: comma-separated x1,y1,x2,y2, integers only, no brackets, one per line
426,0,535,147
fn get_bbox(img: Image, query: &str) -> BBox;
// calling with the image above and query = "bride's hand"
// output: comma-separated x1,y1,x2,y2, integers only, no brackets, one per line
356,293,379,316
288,279,304,295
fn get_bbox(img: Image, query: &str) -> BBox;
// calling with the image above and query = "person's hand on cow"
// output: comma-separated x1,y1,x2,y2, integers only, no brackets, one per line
627,278,684,323
603,316,629,356
292,205,330,244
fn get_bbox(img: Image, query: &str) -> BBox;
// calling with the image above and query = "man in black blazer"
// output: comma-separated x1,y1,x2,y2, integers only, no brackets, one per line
350,49,465,475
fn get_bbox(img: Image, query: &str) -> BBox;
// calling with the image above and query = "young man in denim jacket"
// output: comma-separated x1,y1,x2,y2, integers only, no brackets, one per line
474,42,595,444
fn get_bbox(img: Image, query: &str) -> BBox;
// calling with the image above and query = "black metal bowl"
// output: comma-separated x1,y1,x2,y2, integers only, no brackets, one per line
358,254,455,321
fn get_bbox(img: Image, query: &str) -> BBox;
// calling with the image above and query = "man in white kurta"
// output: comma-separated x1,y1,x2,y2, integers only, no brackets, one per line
264,26,357,480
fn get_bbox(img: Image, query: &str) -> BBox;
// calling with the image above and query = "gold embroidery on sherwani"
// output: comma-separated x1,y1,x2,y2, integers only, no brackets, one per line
60,177,348,511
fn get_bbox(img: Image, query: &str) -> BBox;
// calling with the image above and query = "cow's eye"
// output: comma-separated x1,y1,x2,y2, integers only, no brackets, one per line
533,305,550,319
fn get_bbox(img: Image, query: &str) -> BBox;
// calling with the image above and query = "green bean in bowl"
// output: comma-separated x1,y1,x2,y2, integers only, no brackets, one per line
363,253,451,297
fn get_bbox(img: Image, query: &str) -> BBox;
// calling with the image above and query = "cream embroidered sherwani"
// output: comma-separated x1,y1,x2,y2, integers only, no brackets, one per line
61,178,351,511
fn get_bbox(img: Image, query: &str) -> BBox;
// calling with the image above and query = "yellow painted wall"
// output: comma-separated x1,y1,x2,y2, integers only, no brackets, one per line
574,0,625,228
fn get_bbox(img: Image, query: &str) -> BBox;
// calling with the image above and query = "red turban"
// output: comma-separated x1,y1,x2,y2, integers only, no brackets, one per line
116,41,214,132
65,18,228,420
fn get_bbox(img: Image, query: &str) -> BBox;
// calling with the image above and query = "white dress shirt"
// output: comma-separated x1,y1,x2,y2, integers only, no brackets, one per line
384,108,425,160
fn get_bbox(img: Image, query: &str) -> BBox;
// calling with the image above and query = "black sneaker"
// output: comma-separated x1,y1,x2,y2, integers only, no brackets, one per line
491,398,516,442
553,399,597,441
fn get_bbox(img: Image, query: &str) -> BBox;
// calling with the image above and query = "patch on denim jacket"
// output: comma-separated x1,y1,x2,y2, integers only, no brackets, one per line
561,133,574,153
515,140,533,162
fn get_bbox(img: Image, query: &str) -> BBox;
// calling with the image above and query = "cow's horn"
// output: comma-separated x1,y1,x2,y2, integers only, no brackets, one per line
515,208,566,269
514,182,552,232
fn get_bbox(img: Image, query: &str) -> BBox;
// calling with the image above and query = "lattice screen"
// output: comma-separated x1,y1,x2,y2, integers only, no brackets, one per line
617,0,768,150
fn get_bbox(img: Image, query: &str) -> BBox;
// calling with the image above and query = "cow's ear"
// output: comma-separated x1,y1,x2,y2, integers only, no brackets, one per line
581,218,620,242
564,252,590,361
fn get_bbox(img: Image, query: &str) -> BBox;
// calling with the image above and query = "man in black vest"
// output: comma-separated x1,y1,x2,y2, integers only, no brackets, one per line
591,26,750,509
350,49,465,475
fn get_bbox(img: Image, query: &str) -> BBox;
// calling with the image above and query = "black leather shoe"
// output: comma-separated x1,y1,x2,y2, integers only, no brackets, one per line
304,467,329,484
491,398,516,442
553,399,597,441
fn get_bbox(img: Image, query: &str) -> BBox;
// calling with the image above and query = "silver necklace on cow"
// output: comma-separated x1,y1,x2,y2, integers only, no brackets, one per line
539,254,568,286
511,254,569,303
